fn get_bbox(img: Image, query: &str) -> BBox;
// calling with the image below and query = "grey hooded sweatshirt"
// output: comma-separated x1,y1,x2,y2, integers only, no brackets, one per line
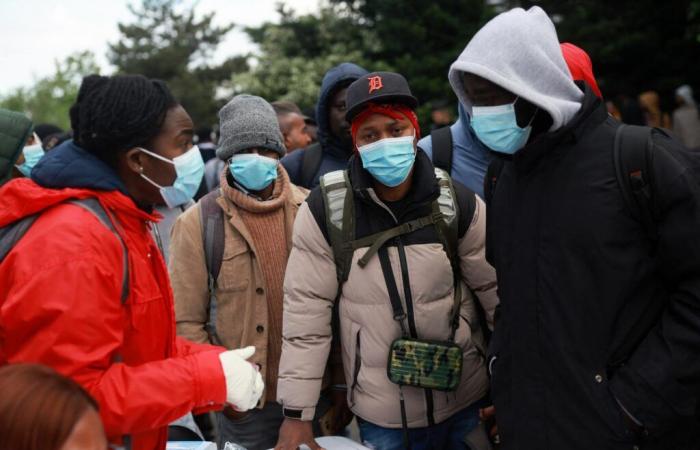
448,6,583,131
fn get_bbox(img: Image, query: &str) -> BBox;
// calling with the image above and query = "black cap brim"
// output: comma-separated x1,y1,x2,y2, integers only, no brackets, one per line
346,94,419,123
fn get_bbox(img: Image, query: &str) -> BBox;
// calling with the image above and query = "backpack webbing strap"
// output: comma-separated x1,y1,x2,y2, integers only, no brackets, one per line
60,199,133,450
320,170,355,285
0,215,39,261
199,189,225,345
301,142,323,188
431,169,462,341
609,124,664,370
68,198,130,306
356,213,442,268
613,124,657,244
430,126,453,174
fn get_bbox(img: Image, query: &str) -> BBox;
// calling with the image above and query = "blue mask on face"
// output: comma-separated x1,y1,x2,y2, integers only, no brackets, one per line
139,145,205,208
15,142,45,177
471,99,533,154
229,153,279,192
358,135,416,187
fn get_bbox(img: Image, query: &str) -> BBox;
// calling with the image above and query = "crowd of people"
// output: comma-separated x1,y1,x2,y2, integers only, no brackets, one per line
1,6,700,450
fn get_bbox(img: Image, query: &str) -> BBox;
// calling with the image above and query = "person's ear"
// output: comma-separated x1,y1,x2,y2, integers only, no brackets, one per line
124,147,145,175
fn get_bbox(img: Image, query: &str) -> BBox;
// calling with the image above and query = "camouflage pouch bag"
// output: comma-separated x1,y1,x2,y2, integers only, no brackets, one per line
387,338,463,391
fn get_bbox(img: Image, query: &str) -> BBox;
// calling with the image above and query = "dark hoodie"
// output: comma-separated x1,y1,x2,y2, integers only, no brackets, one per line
31,139,129,195
281,62,368,189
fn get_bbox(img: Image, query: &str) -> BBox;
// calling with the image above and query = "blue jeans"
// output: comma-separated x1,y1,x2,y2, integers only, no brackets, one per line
359,404,480,450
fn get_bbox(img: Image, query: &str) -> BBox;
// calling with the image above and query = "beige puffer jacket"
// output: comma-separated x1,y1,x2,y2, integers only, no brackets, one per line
278,152,498,428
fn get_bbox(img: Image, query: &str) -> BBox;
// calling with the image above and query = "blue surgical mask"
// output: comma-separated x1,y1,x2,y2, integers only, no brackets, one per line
358,135,416,187
139,145,204,208
15,137,45,177
229,153,279,192
471,99,533,154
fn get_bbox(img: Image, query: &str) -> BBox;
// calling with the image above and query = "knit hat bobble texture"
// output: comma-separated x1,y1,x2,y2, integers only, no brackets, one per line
217,94,286,161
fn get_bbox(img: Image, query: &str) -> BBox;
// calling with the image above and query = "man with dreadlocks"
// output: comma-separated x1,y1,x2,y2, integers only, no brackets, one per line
0,74,264,450
274,72,499,450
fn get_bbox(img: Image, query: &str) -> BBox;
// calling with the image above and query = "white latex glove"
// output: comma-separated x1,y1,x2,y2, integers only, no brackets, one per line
218,346,264,411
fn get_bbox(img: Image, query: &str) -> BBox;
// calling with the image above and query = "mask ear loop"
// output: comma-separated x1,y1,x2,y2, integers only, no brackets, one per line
138,147,175,165
136,149,167,189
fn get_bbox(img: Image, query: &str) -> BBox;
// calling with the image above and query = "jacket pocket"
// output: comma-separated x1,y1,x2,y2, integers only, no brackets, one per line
591,374,635,443
349,323,362,407
217,239,250,292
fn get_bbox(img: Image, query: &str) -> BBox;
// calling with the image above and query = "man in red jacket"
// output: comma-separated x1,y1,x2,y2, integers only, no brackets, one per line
0,74,264,450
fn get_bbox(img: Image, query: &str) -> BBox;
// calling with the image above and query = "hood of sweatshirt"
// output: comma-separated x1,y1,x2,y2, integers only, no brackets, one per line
448,6,584,131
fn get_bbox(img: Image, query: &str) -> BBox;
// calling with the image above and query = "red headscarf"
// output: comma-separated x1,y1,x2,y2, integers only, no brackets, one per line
560,42,602,98
350,103,421,151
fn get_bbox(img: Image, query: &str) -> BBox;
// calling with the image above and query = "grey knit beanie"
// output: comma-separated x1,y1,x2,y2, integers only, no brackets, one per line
216,94,286,160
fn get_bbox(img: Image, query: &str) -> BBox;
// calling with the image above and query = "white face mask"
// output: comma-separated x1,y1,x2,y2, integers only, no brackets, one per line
138,145,204,208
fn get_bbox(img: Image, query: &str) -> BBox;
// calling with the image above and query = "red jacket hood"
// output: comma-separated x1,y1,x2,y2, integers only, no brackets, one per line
0,178,160,228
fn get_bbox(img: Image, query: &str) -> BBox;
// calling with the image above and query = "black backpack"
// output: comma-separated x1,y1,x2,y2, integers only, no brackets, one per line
484,124,665,368
429,126,454,174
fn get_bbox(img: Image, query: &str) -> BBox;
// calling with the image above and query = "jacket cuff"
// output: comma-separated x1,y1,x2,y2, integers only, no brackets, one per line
191,350,227,408
283,406,316,421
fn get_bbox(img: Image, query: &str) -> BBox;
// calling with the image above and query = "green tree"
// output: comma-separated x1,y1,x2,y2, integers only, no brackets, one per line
108,0,248,128
331,0,495,121
239,1,495,127
235,4,385,111
0,51,100,130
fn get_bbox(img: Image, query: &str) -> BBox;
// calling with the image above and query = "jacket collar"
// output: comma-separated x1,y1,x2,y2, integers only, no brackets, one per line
31,140,130,196
499,83,607,173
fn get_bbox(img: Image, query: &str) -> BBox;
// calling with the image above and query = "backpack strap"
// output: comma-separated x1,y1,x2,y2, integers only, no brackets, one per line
68,199,130,306
609,124,664,370
613,124,658,244
301,142,324,188
199,189,225,345
320,170,355,287
0,215,40,261
430,127,454,174
432,168,462,341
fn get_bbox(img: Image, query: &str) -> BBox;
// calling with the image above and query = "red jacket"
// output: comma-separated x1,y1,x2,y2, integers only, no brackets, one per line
0,177,227,450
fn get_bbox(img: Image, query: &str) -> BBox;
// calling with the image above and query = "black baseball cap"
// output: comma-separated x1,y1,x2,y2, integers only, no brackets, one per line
345,71,419,122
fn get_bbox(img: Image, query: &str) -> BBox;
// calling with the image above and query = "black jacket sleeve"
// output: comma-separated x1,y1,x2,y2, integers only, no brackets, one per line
610,133,700,433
